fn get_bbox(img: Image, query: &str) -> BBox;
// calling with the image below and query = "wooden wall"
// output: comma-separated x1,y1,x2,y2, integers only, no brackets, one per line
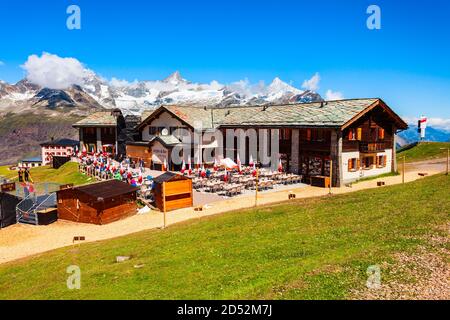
57,189,137,225
154,179,193,212
126,145,152,167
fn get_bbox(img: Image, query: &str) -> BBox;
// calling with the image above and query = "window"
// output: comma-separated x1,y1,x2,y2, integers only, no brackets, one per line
280,129,292,141
362,156,374,169
376,155,387,167
356,128,362,141
149,126,167,136
378,128,385,140
347,128,361,141
347,158,360,171
85,128,95,135
348,128,356,141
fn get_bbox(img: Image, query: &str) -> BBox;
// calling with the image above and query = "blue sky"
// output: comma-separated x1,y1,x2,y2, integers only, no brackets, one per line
0,0,450,121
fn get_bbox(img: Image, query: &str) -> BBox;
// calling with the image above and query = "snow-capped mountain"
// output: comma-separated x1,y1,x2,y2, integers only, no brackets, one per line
0,71,323,116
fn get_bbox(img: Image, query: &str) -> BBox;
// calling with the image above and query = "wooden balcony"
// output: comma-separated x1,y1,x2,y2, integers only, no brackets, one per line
359,141,390,153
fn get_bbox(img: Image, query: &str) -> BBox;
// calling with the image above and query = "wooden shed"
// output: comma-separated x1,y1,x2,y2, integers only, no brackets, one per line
57,180,139,225
0,192,20,229
153,172,193,212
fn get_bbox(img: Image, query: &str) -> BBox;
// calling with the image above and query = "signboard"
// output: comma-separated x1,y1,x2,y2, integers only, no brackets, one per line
1,183,16,193
151,142,169,164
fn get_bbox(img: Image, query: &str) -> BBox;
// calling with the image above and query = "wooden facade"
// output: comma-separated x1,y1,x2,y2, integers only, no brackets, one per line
57,180,139,225
126,143,152,167
153,172,193,212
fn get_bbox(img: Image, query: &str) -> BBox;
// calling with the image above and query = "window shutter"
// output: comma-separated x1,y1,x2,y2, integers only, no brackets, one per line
357,159,361,169
357,128,362,141
379,128,385,140
348,159,352,171
383,155,387,167
306,129,311,141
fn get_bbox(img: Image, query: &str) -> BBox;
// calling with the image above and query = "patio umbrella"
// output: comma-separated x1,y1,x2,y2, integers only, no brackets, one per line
220,158,238,169
223,167,228,182
278,159,283,172
163,158,168,172
181,159,186,174
201,165,206,178
188,158,192,175
213,158,218,171
249,154,254,166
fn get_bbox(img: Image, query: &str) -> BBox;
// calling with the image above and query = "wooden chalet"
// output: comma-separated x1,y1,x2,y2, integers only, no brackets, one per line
75,98,408,187
56,180,139,225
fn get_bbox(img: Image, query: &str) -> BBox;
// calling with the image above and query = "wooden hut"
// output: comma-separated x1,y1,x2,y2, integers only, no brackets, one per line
153,172,193,212
56,180,139,225
0,192,20,229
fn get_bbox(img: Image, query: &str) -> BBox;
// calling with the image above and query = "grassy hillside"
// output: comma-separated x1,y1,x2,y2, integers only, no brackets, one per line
0,112,81,166
0,174,448,300
397,141,450,163
27,162,92,185
0,162,91,186
0,165,17,180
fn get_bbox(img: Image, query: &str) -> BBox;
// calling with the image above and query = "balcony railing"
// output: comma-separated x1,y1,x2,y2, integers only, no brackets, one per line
359,142,390,153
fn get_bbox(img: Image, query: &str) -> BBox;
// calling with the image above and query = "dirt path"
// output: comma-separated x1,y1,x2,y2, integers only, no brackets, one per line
0,158,447,265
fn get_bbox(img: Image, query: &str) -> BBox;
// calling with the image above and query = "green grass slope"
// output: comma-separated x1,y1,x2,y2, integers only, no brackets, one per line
27,162,91,186
0,174,448,300
398,142,450,163
1,162,90,186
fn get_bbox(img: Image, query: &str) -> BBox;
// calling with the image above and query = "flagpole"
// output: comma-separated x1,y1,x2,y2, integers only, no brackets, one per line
255,167,259,207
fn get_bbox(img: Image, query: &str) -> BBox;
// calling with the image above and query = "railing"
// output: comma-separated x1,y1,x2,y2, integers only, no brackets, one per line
16,191,57,225
359,142,390,153
16,192,38,225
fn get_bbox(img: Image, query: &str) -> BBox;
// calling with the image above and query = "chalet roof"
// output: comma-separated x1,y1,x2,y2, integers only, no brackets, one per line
153,172,190,184
73,180,139,200
156,135,182,146
138,98,407,130
216,99,380,127
73,111,118,127
40,138,79,147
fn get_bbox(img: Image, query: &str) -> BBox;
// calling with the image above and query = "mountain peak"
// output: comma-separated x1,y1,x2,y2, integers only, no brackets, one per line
268,77,302,94
163,71,186,85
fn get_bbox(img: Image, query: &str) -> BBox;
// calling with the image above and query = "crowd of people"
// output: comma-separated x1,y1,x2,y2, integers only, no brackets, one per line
77,152,147,187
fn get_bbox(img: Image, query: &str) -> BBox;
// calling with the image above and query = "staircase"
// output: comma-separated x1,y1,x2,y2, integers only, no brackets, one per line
16,193,57,225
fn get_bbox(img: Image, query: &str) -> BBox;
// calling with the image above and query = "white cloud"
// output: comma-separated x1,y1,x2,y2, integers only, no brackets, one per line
302,72,320,91
0,60,4,66
226,78,267,97
325,89,344,101
110,77,138,88
21,52,86,89
402,116,450,131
